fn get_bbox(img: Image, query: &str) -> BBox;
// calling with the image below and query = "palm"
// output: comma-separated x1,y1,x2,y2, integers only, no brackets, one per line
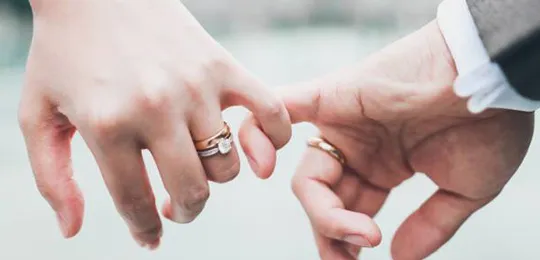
316,77,533,202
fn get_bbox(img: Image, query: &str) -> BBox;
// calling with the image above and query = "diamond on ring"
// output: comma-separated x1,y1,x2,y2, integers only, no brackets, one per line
194,122,234,158
197,135,233,158
218,137,232,154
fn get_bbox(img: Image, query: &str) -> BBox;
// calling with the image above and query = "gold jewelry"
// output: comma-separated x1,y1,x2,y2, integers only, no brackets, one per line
307,137,346,165
195,122,233,157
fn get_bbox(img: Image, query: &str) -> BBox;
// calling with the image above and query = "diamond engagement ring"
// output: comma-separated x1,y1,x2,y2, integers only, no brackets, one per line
196,134,234,158
195,122,233,158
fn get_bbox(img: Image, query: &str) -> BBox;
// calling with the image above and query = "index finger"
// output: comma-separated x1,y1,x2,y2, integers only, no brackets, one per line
223,66,292,179
291,147,382,248
222,66,291,149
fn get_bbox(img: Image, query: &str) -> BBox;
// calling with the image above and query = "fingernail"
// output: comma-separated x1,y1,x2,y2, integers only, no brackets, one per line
55,212,70,238
343,235,372,248
247,156,259,176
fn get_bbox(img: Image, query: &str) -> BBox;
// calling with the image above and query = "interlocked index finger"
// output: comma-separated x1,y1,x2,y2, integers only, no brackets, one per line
224,67,291,179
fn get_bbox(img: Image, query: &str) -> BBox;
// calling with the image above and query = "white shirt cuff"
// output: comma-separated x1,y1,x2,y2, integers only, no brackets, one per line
437,0,540,113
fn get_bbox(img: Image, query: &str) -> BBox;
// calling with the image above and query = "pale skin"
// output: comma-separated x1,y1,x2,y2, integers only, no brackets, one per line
240,21,534,259
19,0,533,257
19,0,291,249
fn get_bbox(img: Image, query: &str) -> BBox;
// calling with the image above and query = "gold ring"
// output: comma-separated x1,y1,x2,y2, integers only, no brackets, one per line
307,137,346,165
194,122,233,156
197,133,233,158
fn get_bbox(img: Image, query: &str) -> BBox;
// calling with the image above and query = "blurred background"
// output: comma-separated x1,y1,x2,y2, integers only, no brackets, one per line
2,0,540,259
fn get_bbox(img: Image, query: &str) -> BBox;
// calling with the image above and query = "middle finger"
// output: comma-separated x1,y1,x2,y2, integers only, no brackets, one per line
148,125,210,224
84,136,162,248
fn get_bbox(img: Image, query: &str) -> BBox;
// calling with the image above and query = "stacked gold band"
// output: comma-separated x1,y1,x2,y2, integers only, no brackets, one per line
195,122,233,158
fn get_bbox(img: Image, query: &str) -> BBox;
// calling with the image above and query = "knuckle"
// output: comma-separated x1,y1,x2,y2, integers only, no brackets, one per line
118,194,156,223
88,120,119,139
35,177,79,209
317,215,345,237
136,87,173,112
35,178,56,203
180,79,205,105
179,185,210,211
17,109,34,133
83,109,128,141
204,57,234,82
176,56,235,105
132,70,175,113
261,99,284,119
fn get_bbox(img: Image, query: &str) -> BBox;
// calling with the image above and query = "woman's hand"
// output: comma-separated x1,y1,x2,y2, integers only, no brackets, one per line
249,21,533,259
19,0,291,248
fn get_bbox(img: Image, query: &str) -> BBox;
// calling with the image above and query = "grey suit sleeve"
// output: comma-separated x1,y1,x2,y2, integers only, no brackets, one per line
467,0,540,101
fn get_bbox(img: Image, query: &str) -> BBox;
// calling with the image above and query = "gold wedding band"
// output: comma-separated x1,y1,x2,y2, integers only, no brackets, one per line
194,122,231,150
195,122,233,158
307,137,346,165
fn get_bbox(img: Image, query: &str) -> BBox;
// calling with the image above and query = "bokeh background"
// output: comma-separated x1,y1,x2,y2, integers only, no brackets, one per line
2,1,540,259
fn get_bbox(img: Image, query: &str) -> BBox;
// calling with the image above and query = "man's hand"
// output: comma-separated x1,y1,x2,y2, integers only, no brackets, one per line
19,0,291,248
246,21,533,259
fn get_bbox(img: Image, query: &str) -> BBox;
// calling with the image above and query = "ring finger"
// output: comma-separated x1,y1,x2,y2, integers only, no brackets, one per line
190,98,240,183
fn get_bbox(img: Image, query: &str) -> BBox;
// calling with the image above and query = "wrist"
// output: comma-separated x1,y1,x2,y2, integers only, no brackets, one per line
421,20,458,84
402,20,458,85
362,20,457,86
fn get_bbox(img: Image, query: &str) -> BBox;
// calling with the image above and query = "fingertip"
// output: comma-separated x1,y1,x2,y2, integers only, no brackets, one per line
345,215,381,248
368,225,383,247
147,239,161,250
320,209,381,248
55,183,85,238
271,103,292,149
358,216,382,247
239,118,277,179
56,206,84,238
132,226,163,250
161,200,201,224
250,100,292,151
161,200,172,221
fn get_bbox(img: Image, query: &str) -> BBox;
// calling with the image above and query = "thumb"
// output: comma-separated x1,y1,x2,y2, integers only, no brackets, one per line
18,87,84,238
391,190,492,260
